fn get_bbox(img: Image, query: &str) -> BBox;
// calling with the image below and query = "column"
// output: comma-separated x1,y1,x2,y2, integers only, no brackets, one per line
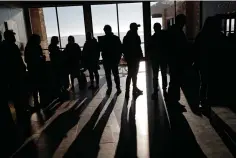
142,2,151,58
83,4,93,35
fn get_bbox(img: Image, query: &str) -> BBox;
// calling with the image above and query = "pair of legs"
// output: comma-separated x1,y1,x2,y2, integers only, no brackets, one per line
167,64,182,104
103,62,121,94
125,60,142,97
10,81,29,124
199,68,208,107
28,70,42,108
70,73,79,91
152,61,168,95
88,67,99,88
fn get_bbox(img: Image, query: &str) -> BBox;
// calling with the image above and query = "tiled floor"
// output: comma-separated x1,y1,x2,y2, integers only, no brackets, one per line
11,62,234,158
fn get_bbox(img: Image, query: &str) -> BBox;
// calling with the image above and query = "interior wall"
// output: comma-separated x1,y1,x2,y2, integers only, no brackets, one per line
202,1,236,25
0,6,27,48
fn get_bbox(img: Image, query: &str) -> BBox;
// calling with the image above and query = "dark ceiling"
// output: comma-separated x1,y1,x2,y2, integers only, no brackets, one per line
0,1,144,8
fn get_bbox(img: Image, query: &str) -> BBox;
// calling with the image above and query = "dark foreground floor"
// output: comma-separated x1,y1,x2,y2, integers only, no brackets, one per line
10,62,233,158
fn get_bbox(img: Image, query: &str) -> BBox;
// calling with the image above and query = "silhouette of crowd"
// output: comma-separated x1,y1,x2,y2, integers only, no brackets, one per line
0,13,234,157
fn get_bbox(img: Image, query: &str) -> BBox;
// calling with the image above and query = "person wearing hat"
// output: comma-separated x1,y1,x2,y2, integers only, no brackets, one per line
99,25,122,95
0,30,28,124
148,23,168,100
123,22,143,98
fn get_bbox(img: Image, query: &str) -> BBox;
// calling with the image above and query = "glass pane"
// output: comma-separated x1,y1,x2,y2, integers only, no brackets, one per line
57,6,85,48
91,4,118,39
43,7,59,48
231,19,235,31
150,2,163,35
226,19,229,31
118,3,144,43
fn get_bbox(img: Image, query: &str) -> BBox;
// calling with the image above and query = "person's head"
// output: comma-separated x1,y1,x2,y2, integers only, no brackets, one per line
51,36,59,45
86,32,93,40
68,36,75,43
28,34,41,45
4,30,16,43
202,16,221,34
212,15,222,33
175,14,186,28
103,25,112,35
130,22,140,32
153,23,162,33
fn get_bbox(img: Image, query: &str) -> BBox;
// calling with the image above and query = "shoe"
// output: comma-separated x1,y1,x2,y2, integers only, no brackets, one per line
88,84,94,89
133,87,143,95
106,88,112,95
117,88,122,95
151,92,158,100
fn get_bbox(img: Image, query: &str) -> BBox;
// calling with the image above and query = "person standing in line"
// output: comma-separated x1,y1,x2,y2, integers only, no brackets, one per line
24,34,46,109
82,32,100,89
49,36,62,97
193,16,227,113
147,23,168,100
99,25,122,95
0,30,28,124
64,36,82,91
167,14,188,105
0,30,21,157
123,23,143,98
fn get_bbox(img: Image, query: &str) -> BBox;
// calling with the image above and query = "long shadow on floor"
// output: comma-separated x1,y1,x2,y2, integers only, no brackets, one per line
115,95,140,158
12,99,87,158
145,62,172,158
42,76,106,120
166,102,207,158
180,66,201,115
63,93,119,158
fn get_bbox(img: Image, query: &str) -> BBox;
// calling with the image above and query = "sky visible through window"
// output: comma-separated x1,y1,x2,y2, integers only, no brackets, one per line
42,3,162,48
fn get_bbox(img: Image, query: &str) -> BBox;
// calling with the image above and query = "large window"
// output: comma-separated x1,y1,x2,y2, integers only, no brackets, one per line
150,2,164,34
91,4,119,39
31,3,149,58
118,3,144,55
57,6,85,47
43,7,59,48
118,3,144,42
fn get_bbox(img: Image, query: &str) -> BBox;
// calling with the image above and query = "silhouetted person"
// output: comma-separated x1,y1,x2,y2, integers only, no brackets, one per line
49,36,62,97
193,16,227,110
1,30,27,124
64,36,82,91
123,23,143,98
82,32,100,89
24,34,46,109
148,23,168,99
167,14,188,105
99,25,122,95
0,30,20,157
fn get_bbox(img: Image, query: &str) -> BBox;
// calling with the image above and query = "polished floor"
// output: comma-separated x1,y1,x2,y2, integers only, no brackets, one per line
11,62,233,158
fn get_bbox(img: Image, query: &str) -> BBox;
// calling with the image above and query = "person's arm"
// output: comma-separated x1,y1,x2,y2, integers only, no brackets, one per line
116,37,122,64
95,39,100,62
122,36,128,61
24,46,29,64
